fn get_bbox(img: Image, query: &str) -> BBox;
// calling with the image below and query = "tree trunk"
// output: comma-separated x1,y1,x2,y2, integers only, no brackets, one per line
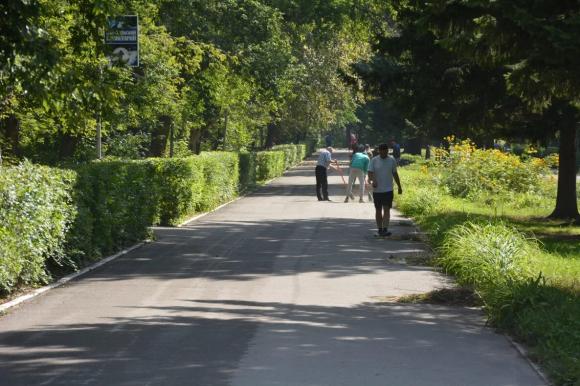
188,126,202,155
265,121,278,148
3,114,21,158
150,115,171,157
549,123,579,221
425,145,431,159
58,131,77,160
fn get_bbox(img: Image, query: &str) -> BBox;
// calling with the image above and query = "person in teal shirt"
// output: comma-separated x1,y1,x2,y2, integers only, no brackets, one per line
344,145,370,203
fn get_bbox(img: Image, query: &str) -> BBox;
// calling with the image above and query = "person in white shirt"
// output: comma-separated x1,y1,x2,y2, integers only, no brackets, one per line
367,143,403,236
315,147,337,201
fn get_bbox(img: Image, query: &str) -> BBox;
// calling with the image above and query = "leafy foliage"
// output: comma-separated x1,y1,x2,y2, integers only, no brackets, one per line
0,162,75,293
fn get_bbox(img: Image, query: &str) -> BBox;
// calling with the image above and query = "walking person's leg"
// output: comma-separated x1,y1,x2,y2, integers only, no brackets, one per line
315,166,323,201
321,168,330,200
381,191,394,235
372,192,392,235
373,192,384,234
345,169,356,202
355,169,365,201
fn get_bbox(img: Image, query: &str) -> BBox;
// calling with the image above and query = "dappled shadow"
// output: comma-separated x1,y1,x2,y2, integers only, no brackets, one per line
0,298,503,386
76,217,434,285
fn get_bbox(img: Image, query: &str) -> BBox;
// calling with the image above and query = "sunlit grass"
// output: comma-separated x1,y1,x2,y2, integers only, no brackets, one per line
396,159,580,385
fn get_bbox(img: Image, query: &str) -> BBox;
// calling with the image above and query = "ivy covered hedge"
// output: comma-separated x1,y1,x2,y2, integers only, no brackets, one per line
0,144,308,294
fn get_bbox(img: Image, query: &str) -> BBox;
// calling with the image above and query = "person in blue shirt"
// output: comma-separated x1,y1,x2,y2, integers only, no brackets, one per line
315,147,337,201
324,133,333,147
390,139,401,165
344,145,370,203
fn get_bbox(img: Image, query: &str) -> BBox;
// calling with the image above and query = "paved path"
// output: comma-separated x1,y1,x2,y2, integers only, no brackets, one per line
0,150,545,385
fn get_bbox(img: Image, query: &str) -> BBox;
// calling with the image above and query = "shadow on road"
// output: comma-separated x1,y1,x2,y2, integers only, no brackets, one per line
0,298,485,385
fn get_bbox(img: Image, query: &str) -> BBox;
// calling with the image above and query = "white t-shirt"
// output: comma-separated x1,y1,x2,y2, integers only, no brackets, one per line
368,155,397,192
316,149,332,168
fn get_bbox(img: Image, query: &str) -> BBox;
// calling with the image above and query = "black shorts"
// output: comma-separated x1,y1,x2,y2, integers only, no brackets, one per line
373,191,393,209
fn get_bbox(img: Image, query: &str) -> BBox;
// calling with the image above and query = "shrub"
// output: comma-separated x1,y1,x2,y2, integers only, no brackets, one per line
396,186,442,216
439,222,535,291
197,152,239,212
68,160,156,260
238,151,257,192
272,144,297,169
255,150,285,181
433,140,549,197
149,157,204,226
0,162,76,294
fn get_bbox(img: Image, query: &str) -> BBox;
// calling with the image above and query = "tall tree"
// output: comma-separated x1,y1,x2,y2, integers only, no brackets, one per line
363,0,579,220
424,0,580,220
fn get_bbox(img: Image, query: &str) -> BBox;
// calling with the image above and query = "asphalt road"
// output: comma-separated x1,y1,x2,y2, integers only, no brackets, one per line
0,150,545,386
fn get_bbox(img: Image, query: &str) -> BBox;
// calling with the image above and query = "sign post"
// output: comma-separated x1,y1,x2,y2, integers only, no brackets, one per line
98,15,139,159
105,15,139,67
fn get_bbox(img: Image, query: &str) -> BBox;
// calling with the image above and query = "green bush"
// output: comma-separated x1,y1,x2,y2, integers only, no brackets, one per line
434,141,549,197
439,222,535,291
68,160,156,260
197,152,239,212
397,186,442,216
272,144,308,169
0,162,76,294
272,145,297,169
149,157,204,226
255,150,285,181
238,151,257,191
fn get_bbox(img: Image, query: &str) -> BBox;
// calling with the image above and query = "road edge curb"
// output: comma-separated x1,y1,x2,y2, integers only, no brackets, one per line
0,242,147,314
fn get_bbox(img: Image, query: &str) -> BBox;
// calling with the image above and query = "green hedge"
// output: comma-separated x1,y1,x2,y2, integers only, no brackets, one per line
68,160,157,260
256,150,286,181
149,157,204,226
0,162,76,294
238,151,257,191
197,152,239,212
272,144,307,169
0,144,308,294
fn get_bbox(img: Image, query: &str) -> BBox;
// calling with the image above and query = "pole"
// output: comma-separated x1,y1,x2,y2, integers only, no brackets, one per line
334,161,347,185
96,65,103,160
223,111,228,150
169,123,174,158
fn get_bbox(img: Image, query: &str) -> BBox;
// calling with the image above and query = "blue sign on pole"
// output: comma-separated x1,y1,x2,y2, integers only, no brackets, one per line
105,15,139,67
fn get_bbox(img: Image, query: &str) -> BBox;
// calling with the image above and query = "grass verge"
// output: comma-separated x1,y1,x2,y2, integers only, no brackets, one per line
395,164,580,386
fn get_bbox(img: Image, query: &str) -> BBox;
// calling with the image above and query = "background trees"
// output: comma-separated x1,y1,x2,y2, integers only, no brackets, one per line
360,0,579,220
1,0,382,164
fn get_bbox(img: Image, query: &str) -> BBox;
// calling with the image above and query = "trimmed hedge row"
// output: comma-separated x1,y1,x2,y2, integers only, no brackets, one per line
0,144,307,294
0,162,76,293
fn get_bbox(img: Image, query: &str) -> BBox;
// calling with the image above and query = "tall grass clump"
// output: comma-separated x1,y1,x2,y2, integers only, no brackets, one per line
439,222,535,301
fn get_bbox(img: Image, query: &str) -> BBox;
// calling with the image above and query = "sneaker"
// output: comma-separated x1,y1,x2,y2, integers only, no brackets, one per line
344,197,349,203
379,229,392,237
349,193,355,200
359,198,364,203
324,198,333,202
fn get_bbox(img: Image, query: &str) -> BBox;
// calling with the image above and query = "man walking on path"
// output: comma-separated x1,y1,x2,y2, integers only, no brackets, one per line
315,146,337,201
344,145,370,203
368,143,402,236
390,138,401,165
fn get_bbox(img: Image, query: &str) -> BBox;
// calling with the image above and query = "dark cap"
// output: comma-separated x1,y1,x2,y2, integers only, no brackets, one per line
378,143,389,150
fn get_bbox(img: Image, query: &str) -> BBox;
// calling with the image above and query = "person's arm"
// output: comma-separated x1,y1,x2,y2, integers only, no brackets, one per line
328,159,339,170
393,172,402,194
